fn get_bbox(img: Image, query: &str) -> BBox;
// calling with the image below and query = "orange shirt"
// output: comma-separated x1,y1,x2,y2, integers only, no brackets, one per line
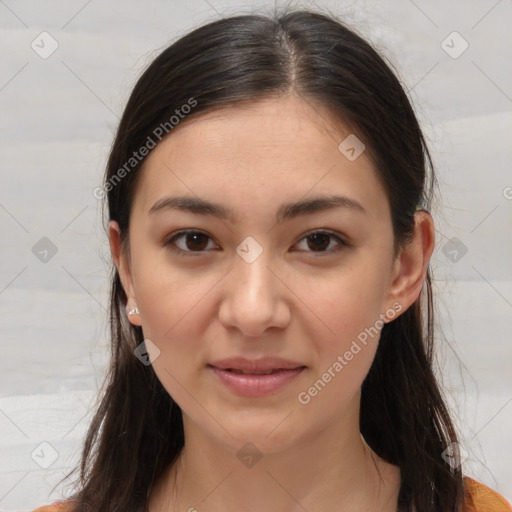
463,477,512,512
31,477,511,512
31,500,74,512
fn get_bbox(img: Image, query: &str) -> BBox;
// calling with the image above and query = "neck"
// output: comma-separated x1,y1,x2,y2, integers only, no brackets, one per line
149,395,401,512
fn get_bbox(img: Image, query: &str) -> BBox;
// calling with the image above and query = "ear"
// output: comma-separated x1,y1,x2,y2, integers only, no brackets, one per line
384,210,435,318
108,220,142,326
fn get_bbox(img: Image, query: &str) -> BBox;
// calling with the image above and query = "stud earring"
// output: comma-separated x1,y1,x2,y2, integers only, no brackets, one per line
127,306,139,317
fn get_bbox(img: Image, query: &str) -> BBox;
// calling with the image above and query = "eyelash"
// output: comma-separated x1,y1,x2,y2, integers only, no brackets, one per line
164,229,349,256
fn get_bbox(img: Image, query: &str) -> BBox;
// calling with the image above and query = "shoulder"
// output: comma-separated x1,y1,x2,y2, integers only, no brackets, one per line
463,476,512,512
30,498,75,512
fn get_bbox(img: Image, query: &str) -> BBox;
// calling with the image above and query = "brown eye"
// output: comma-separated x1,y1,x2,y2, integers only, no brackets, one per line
183,232,209,251
306,233,331,251
165,230,219,254
295,230,348,254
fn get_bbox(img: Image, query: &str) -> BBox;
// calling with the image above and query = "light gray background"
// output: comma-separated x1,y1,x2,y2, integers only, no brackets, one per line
0,0,511,510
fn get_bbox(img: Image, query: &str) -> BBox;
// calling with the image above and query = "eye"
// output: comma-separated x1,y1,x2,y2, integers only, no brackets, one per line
165,230,220,255
164,229,348,256
294,230,348,254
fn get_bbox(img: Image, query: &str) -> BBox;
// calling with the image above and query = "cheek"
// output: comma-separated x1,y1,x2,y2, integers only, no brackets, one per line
136,270,211,408
295,338,378,428
312,305,381,395
299,265,389,345
293,262,390,404
134,247,214,336
132,261,215,399
294,270,387,409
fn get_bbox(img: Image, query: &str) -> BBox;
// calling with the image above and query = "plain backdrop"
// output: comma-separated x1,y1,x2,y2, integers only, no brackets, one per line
0,0,511,510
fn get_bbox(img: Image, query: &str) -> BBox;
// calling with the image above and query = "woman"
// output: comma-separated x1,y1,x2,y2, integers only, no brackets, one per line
32,9,511,512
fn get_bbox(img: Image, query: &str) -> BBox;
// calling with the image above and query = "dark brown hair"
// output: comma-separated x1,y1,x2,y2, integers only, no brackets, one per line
58,8,469,512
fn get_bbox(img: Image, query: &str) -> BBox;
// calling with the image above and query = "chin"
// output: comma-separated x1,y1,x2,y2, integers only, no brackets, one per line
210,414,306,456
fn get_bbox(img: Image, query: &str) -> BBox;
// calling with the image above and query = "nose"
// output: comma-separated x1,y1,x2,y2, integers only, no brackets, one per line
218,245,291,337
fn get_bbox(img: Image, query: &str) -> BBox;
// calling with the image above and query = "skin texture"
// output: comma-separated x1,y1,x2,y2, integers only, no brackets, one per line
109,94,435,512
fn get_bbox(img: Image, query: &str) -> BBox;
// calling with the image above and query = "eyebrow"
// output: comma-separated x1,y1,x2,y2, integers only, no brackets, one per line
148,194,366,222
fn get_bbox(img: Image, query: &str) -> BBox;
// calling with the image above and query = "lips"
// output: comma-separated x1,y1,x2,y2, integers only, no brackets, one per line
207,357,306,397
223,368,283,375
208,356,305,373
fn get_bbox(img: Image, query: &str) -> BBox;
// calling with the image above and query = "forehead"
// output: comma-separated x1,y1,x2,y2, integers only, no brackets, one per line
131,95,389,222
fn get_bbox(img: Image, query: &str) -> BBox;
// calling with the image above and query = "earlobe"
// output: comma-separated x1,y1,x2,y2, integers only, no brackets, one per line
108,220,142,327
385,211,435,316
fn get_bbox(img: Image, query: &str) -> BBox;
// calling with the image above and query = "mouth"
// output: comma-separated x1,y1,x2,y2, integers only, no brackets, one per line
207,364,306,397
215,367,301,375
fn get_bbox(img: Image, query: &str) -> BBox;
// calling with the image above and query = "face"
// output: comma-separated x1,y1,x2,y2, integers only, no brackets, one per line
110,94,416,454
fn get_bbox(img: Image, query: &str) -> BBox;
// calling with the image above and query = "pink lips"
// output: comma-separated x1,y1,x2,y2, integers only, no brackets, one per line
208,357,306,397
